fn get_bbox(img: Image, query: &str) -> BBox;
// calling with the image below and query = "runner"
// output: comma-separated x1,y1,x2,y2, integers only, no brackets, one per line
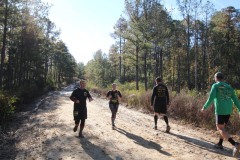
201,72,240,157
106,83,122,129
70,79,93,138
151,77,170,133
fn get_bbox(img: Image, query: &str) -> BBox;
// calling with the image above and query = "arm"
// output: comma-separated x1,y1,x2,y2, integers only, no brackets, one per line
118,91,122,100
151,87,156,106
166,86,170,105
202,85,216,110
106,91,112,100
87,91,93,102
70,90,80,103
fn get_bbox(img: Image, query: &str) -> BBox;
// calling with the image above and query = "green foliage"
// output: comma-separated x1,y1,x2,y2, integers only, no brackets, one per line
114,82,145,108
85,50,115,87
127,93,139,108
15,82,40,103
77,62,85,79
0,0,77,92
0,91,18,130
117,82,145,92
235,90,240,98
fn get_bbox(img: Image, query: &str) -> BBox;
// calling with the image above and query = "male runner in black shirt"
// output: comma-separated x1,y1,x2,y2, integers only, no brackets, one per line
70,80,93,138
151,77,170,133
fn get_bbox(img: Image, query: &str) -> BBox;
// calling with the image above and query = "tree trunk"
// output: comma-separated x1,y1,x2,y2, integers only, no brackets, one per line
144,49,147,91
135,45,139,90
0,0,8,88
119,36,122,82
159,48,163,78
155,44,159,77
187,14,191,90
177,52,181,93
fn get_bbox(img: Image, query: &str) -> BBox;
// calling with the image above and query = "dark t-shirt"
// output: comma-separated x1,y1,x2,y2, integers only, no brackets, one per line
151,84,169,107
70,88,92,119
106,90,122,104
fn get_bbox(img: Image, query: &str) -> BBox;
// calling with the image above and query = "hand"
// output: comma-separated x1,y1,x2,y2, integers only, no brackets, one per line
89,97,93,102
151,105,154,111
75,100,80,103
201,108,204,112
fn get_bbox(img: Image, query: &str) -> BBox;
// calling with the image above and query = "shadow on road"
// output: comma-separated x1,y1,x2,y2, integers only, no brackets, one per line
79,137,113,160
115,127,171,157
169,132,234,158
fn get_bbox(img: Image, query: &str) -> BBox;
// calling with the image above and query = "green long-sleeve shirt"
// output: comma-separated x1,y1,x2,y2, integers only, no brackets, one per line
202,81,240,115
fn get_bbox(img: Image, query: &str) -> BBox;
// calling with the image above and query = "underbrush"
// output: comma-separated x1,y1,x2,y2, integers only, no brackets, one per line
89,82,240,134
0,80,57,131
168,92,216,129
0,91,18,131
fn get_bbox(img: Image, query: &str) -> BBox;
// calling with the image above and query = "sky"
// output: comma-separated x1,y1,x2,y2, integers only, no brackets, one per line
41,0,240,65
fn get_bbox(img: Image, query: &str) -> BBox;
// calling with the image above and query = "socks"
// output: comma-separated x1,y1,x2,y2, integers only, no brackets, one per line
111,118,115,126
218,138,223,146
228,137,236,146
163,116,169,126
154,115,158,126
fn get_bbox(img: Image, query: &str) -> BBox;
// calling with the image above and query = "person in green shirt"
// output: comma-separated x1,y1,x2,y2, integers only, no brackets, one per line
201,72,240,157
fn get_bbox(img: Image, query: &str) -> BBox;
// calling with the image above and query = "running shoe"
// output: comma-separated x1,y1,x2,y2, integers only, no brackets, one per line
79,133,84,138
233,143,240,157
166,125,171,133
214,144,223,150
153,126,157,130
73,126,78,132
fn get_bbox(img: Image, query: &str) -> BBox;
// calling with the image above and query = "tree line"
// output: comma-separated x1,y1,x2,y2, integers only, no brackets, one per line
0,0,78,94
1,0,240,97
85,0,240,93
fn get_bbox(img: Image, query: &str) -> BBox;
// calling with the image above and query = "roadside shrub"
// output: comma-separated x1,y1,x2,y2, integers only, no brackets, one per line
0,91,18,130
87,82,240,134
168,92,215,129
228,107,240,133
127,93,139,108
15,83,39,103
139,91,152,112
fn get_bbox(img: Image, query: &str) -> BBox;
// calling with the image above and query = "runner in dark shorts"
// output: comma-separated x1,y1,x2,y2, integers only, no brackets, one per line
70,80,93,138
216,115,230,125
151,77,170,133
106,83,122,129
201,72,240,157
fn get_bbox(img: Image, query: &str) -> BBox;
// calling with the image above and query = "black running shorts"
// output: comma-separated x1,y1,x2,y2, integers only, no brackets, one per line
154,105,167,114
215,115,230,125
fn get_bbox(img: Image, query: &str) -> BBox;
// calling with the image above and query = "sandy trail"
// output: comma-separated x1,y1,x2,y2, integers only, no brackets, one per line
1,85,238,160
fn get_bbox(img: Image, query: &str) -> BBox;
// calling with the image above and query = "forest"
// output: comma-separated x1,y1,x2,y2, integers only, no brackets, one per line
0,0,77,128
1,0,240,131
85,0,240,92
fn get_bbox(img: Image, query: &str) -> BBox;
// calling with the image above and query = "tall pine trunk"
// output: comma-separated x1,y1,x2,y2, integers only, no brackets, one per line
0,0,8,88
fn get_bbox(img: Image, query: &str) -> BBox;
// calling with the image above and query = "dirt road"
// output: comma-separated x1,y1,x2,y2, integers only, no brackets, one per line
1,85,238,160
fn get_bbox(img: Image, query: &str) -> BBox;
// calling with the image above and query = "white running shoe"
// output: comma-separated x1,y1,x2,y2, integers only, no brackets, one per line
233,143,240,157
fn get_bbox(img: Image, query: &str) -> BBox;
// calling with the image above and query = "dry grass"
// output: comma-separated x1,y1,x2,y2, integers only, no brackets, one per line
90,85,240,134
